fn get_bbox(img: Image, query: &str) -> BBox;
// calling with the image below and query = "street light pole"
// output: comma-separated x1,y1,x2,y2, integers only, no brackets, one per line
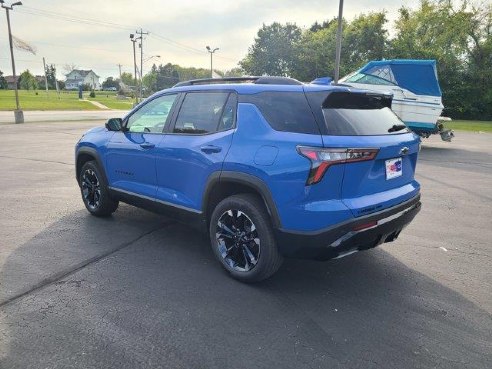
333,0,344,84
1,1,23,123
206,46,219,78
143,55,160,63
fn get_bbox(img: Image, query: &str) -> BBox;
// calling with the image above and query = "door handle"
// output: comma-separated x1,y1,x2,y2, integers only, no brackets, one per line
200,145,222,154
140,142,155,149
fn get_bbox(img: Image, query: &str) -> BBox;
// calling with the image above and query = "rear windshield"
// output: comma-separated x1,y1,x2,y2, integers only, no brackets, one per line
239,92,320,134
306,91,410,136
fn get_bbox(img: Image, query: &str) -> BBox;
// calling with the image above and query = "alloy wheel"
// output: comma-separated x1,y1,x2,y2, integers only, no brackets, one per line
215,209,260,272
81,169,101,210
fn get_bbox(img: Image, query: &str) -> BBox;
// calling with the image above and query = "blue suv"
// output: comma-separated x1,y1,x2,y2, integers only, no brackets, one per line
76,76,421,282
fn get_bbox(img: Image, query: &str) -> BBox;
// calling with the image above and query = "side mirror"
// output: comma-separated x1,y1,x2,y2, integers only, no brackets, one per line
105,118,123,131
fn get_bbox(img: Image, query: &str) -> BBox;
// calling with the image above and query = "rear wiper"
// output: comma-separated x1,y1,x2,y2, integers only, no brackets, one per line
388,124,407,133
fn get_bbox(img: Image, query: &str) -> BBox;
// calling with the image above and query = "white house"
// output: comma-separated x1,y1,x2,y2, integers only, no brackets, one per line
65,70,101,90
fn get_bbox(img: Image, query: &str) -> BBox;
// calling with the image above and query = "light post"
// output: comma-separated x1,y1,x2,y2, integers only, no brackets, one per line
1,0,23,123
130,33,139,103
333,0,344,84
206,46,219,78
143,55,160,64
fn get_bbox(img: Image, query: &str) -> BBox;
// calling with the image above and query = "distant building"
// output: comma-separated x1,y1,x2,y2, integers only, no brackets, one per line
4,75,19,90
65,70,100,90
35,75,45,86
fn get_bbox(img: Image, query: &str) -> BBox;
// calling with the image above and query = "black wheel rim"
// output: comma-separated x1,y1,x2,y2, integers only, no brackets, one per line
215,209,260,272
81,169,101,210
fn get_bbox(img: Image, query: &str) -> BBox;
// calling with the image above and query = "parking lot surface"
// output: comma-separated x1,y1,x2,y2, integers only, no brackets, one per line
0,121,491,369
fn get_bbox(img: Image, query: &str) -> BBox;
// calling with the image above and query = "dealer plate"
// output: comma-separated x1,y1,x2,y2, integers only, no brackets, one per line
385,158,403,180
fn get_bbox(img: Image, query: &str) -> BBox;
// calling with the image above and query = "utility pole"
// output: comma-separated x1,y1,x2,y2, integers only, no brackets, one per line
136,28,148,100
1,0,23,123
117,64,122,80
206,46,219,78
54,64,60,100
333,0,344,84
130,34,138,104
43,57,49,97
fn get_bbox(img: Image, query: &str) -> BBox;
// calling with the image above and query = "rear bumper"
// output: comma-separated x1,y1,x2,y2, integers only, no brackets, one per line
275,194,421,260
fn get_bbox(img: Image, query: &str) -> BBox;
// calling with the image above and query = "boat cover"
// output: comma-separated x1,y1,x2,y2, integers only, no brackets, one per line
358,60,442,97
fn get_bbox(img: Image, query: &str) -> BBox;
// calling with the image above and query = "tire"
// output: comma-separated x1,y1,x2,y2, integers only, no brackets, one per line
209,193,283,282
79,160,118,217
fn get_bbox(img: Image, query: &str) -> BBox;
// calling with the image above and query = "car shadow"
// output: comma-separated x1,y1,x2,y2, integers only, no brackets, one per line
0,210,490,369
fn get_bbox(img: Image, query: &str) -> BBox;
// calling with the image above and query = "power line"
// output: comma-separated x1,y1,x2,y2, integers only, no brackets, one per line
27,40,128,54
14,6,239,64
149,33,238,62
149,33,205,55
18,6,135,31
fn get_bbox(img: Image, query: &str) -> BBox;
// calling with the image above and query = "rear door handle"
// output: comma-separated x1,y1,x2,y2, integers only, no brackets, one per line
140,142,155,149
200,145,222,154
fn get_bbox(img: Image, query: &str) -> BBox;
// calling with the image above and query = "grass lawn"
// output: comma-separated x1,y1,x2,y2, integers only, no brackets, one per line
0,90,133,111
443,120,492,133
0,90,99,111
88,92,134,110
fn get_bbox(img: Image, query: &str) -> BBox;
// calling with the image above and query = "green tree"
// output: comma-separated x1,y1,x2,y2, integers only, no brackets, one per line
45,64,57,89
344,12,388,69
142,64,158,92
462,3,492,119
241,14,388,82
294,19,339,81
38,64,56,90
294,13,388,82
120,72,135,86
19,69,38,90
155,63,180,90
102,77,120,90
0,70,7,89
389,0,491,119
224,67,245,77
240,22,302,76
174,65,209,81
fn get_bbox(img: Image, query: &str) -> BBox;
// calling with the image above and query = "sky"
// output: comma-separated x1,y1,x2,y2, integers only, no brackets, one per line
0,0,430,81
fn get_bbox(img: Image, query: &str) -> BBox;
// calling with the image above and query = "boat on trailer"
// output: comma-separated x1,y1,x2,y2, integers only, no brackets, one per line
313,59,454,142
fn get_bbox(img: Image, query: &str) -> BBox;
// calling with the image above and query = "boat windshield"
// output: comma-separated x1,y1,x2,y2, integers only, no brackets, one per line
343,72,396,86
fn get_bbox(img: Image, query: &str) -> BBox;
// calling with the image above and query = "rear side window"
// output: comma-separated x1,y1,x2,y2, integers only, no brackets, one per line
174,92,232,134
306,91,410,136
240,92,320,134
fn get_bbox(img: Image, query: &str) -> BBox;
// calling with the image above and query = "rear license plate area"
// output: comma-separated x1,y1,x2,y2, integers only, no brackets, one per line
385,158,403,180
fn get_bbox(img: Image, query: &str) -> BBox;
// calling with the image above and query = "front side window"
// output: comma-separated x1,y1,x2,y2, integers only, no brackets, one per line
126,94,178,133
173,92,231,134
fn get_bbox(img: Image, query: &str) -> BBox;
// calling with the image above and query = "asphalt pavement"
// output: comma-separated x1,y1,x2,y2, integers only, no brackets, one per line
0,121,490,369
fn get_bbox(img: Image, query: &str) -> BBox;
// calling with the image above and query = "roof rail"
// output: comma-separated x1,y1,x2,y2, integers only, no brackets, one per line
255,76,303,85
173,77,258,87
173,76,303,88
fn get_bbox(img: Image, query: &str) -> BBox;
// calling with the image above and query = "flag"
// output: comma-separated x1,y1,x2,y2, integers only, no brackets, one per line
12,35,37,55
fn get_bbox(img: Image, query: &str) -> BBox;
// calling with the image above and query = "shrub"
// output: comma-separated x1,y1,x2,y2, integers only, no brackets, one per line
89,91,96,98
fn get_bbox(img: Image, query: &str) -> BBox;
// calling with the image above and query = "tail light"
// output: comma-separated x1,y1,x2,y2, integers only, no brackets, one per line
297,146,379,185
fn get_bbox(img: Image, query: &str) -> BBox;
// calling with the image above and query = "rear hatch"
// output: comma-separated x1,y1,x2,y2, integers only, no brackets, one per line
305,88,420,217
